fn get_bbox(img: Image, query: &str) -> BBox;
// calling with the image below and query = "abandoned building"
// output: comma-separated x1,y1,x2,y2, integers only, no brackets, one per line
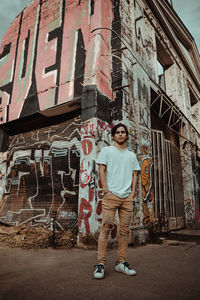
0,0,199,245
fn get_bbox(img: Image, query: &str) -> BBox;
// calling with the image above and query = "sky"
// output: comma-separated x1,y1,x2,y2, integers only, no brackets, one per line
172,0,200,52
0,0,199,53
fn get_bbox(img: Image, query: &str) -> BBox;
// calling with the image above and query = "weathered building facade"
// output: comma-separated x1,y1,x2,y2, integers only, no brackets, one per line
0,0,199,245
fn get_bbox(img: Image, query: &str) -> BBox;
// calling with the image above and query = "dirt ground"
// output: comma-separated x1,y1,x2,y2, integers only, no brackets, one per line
0,225,76,249
0,240,200,300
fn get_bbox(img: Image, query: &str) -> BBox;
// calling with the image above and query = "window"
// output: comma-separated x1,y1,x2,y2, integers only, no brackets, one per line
157,60,165,90
189,87,198,107
156,37,173,91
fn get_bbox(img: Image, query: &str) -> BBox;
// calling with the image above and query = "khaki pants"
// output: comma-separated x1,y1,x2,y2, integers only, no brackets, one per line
97,192,133,264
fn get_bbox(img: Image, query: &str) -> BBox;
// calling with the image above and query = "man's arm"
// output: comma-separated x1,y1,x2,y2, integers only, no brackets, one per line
99,164,109,194
130,171,138,198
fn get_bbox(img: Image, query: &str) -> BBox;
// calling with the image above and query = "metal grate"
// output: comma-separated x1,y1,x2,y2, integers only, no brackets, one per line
152,129,184,224
152,130,167,218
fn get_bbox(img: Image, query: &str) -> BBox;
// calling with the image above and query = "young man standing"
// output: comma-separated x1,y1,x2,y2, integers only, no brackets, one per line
94,123,141,279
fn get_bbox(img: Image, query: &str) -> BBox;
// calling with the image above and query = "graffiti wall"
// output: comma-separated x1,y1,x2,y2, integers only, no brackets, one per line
78,119,96,234
0,116,81,229
131,0,156,80
0,152,7,207
123,63,153,227
141,139,154,225
0,0,112,124
78,118,119,239
180,139,196,228
1,0,197,242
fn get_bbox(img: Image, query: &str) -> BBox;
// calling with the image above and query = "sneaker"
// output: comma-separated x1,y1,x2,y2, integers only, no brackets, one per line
115,261,136,276
94,264,105,279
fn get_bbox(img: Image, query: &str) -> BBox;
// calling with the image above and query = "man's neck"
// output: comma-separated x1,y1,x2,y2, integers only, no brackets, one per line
113,141,127,151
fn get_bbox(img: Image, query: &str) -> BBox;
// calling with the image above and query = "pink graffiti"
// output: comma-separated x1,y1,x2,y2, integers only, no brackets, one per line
78,188,94,233
97,120,113,133
0,15,21,123
80,142,93,187
78,135,95,233
36,0,61,110
81,123,95,137
10,1,40,121
81,139,93,155
0,0,113,124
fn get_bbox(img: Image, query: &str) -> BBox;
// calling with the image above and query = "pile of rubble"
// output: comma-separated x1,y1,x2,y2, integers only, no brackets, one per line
0,224,77,249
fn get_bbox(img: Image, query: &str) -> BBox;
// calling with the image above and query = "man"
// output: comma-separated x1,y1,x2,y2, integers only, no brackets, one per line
94,123,141,279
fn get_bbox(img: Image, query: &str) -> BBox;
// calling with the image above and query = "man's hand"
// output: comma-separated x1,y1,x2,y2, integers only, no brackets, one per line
131,171,137,199
103,189,109,195
99,164,109,194
130,191,137,199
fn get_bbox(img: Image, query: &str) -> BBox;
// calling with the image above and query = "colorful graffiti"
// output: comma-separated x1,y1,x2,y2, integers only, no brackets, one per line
184,199,194,227
141,139,154,226
0,153,7,208
78,118,118,237
185,198,200,229
141,142,153,201
78,120,96,234
0,117,81,229
0,0,112,124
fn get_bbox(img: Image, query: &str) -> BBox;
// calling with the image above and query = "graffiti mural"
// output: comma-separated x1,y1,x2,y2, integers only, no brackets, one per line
96,119,117,238
78,118,118,238
0,116,81,230
78,119,96,234
184,199,194,228
141,139,154,226
0,0,113,124
0,152,7,208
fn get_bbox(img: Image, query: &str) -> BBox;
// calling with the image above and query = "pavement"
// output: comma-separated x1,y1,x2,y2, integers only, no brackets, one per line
174,229,200,236
161,229,200,243
0,229,200,300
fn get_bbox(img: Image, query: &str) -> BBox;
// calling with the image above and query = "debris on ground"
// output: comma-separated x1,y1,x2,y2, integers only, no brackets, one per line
0,224,77,249
161,239,197,247
54,231,76,249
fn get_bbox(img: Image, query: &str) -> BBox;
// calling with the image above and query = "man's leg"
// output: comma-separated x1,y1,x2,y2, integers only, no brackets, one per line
94,194,119,279
97,193,119,264
114,197,136,276
117,199,133,263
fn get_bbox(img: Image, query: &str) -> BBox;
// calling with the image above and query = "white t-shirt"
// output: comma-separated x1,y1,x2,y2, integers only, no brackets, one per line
96,145,141,198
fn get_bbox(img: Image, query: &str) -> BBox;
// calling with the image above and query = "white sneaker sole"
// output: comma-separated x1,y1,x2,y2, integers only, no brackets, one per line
94,273,104,279
115,266,136,276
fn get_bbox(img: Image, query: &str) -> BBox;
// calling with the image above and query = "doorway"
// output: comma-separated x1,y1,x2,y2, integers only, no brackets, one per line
152,129,185,229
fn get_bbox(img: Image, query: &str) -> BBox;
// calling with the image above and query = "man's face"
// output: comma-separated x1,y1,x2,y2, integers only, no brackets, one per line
113,126,128,144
